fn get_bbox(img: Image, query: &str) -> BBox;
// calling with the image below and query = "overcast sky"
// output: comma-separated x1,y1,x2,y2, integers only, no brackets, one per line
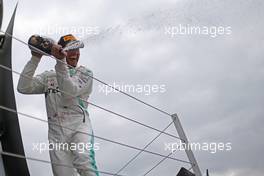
1,0,264,175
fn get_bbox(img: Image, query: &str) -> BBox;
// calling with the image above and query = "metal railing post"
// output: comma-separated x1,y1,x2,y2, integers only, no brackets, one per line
171,113,202,176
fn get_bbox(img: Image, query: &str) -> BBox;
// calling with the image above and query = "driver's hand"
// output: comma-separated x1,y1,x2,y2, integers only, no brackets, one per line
31,51,43,58
51,44,67,60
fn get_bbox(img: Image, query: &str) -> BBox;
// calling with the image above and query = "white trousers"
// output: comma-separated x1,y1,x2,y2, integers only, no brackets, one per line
48,115,99,176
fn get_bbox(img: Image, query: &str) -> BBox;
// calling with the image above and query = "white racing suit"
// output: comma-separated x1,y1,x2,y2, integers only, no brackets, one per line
17,56,99,176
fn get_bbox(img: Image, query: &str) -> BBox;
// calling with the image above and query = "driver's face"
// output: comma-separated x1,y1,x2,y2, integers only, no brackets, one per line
66,49,80,67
